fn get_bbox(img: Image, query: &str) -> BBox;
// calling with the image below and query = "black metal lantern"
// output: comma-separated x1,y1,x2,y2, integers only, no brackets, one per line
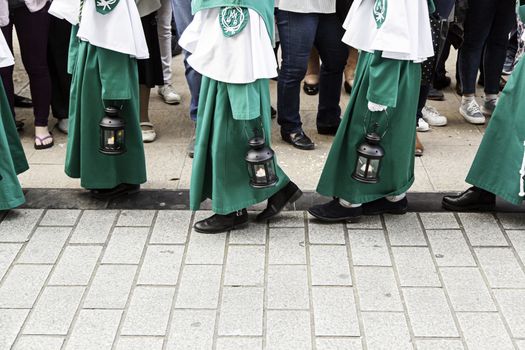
245,135,278,188
352,131,385,184
99,106,126,156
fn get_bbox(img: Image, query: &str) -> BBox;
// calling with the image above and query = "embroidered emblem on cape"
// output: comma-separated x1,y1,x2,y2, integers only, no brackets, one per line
220,7,249,37
373,0,387,28
96,0,120,14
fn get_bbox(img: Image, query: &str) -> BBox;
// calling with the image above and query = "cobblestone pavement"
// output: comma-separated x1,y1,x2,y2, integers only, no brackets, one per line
1,209,525,350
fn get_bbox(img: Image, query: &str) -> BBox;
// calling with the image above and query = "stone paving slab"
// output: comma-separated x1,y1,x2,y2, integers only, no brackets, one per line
0,209,525,349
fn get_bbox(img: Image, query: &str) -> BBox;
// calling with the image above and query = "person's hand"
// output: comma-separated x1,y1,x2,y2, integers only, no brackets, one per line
368,101,387,112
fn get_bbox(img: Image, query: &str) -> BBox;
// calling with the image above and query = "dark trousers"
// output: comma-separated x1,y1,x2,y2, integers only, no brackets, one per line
48,16,72,120
276,10,348,134
458,0,516,95
0,4,51,126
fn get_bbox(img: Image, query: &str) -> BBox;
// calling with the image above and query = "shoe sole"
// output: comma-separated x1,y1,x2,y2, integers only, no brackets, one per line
282,139,315,150
441,201,495,212
459,108,486,125
194,221,248,234
423,118,447,127
363,206,408,216
256,189,303,222
307,208,361,223
427,96,445,101
90,187,140,201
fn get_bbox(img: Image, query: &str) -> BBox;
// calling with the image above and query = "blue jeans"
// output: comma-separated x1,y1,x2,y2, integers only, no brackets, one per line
276,10,348,135
171,0,201,121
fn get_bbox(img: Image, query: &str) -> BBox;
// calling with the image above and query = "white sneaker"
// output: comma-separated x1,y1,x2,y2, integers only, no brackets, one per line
140,122,156,143
481,97,498,117
459,99,486,125
158,85,181,105
422,106,447,126
416,118,430,132
57,118,69,134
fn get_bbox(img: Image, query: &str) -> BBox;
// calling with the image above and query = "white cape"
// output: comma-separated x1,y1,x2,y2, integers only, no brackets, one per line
179,8,277,84
77,0,149,59
0,30,14,68
342,0,434,63
48,0,81,25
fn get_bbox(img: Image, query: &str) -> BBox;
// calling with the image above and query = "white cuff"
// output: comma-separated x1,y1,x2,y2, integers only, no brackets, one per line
368,101,388,112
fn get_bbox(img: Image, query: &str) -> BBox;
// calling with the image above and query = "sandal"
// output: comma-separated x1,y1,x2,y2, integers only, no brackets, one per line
34,133,54,150
140,122,156,143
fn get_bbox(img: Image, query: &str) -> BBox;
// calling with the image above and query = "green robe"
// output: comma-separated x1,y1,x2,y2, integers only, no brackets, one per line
65,26,146,189
316,51,421,204
0,80,28,210
465,54,525,205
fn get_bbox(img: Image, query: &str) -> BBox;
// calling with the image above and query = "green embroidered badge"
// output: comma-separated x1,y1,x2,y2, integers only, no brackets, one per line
373,0,387,28
96,0,120,14
219,7,249,37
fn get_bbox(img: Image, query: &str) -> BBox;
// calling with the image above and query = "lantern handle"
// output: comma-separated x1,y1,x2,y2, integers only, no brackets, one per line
243,118,266,143
363,109,390,139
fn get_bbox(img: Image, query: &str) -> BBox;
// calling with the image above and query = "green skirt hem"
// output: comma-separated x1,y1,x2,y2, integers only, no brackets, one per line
0,196,25,211
65,169,146,190
466,176,523,206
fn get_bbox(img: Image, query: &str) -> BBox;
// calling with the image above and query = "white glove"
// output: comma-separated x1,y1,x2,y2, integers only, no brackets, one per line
368,101,388,112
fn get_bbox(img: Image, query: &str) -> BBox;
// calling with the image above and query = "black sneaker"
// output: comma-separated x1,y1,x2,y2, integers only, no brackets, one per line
308,198,362,222
362,197,408,215
194,209,249,234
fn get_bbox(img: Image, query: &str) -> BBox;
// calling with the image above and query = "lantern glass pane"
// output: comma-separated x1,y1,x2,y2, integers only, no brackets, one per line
367,159,380,179
254,164,267,184
103,129,117,149
356,156,369,178
266,160,276,179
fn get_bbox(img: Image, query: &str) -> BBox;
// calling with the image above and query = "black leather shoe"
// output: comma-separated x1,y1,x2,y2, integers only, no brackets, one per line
442,187,496,212
271,106,277,119
363,197,408,215
308,198,362,223
303,82,319,95
344,81,352,95
194,209,248,234
427,86,445,101
257,181,303,222
281,130,315,150
90,183,140,200
317,120,341,135
14,94,32,108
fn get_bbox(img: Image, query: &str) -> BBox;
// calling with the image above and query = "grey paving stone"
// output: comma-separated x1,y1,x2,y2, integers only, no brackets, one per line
117,210,156,227
493,289,525,338
24,286,84,335
0,309,29,350
347,215,382,229
440,267,496,312
0,209,43,242
517,340,525,350
403,287,458,337
0,264,51,308
0,243,22,280
458,213,507,246
507,230,525,263
165,310,216,350
150,210,191,244
12,336,64,350
307,217,345,244
475,248,525,288
216,337,262,350
316,338,362,350
185,230,226,264
419,212,460,229
384,213,426,246
65,309,122,350
309,245,352,286
102,227,149,264
427,230,476,267
40,209,81,226
115,337,164,350
266,310,312,350
175,264,222,308
312,287,359,336
219,287,264,336
269,228,306,264
416,339,464,350
121,286,175,336
497,212,525,229
362,312,411,350
49,246,102,285
457,312,514,350
268,211,304,228
348,230,391,266
83,265,137,309
229,220,266,245
69,210,118,244
137,245,184,285
392,247,441,287
17,227,71,264
354,266,403,312
267,265,309,309
224,245,265,286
